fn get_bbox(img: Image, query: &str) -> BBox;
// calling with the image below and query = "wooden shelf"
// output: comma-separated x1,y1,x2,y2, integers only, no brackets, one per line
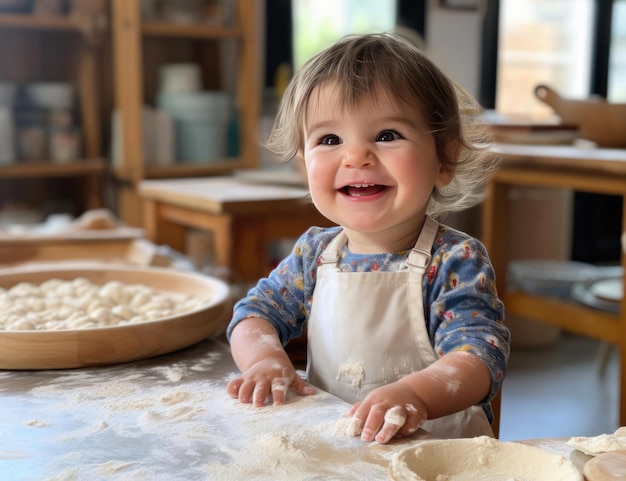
113,159,246,182
145,160,245,179
506,291,621,344
0,159,106,179
0,13,82,32
0,11,106,213
141,21,241,39
112,0,260,226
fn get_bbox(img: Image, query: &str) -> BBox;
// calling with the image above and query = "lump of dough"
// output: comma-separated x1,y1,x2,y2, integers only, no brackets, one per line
9,282,40,298
99,281,130,304
8,319,36,330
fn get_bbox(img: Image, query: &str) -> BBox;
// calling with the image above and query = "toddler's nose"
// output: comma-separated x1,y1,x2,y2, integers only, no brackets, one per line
342,145,375,168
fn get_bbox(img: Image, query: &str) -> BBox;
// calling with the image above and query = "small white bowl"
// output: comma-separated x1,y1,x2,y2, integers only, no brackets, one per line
25,82,75,110
0,82,17,107
158,63,202,95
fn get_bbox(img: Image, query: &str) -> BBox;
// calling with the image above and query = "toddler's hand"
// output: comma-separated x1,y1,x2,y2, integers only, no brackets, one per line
227,358,315,407
347,381,428,444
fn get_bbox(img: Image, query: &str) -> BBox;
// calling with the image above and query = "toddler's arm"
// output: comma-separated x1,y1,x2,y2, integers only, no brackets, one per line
227,317,315,406
349,351,490,443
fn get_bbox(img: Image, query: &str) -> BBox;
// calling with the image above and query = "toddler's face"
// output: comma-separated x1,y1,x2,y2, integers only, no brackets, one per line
302,82,454,250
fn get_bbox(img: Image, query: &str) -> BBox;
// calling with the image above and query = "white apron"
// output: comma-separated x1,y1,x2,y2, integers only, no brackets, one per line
306,216,493,439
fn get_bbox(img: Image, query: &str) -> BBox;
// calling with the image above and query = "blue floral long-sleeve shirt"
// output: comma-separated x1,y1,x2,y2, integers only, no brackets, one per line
227,223,509,406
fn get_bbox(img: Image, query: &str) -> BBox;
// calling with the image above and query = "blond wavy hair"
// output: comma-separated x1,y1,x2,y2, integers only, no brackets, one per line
266,33,497,218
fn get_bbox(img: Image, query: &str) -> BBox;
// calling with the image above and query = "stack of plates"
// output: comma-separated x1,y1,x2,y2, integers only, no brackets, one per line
508,260,623,313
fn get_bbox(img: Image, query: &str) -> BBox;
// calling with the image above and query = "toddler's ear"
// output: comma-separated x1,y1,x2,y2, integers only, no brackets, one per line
435,141,459,187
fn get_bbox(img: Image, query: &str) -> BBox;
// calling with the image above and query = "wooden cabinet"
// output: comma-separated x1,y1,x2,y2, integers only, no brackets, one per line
0,11,106,219
111,0,261,226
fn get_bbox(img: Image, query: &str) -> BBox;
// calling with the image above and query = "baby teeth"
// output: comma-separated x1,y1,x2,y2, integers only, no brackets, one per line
350,183,375,188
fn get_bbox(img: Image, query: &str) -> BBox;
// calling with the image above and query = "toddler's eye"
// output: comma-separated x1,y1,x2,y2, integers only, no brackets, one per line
319,134,341,146
377,130,402,142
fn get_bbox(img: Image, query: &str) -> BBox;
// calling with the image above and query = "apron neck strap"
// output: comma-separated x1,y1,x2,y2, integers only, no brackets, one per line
320,230,347,264
407,216,439,272
319,216,439,268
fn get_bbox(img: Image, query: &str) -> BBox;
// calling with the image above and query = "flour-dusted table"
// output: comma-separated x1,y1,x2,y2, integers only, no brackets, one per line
482,143,626,427
0,336,594,480
0,338,431,480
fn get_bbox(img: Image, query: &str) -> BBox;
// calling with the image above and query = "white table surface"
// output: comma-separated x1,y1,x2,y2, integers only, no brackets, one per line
0,338,431,481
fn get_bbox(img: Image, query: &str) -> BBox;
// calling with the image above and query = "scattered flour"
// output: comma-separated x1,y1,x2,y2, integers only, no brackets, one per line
7,342,402,480
336,361,365,387
258,333,283,351
0,450,27,459
58,421,109,441
96,461,136,475
160,391,190,405
155,366,184,382
27,419,50,427
107,398,156,411
332,414,363,437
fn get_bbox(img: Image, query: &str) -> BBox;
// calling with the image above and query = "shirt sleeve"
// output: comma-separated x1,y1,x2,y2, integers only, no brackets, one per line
226,227,339,345
425,230,510,405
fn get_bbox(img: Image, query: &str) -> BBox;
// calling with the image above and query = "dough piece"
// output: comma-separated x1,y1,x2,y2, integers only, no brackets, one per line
567,426,626,456
388,436,582,481
0,277,209,331
69,208,120,230
332,414,363,437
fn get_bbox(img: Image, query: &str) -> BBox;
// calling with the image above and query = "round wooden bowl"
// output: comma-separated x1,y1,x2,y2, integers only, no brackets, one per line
0,264,232,369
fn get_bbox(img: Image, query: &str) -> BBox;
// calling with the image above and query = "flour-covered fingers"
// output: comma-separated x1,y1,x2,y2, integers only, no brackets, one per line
397,403,427,437
226,377,244,399
288,375,316,397
359,403,388,442
270,379,288,405
235,379,258,404
252,380,271,407
375,405,407,444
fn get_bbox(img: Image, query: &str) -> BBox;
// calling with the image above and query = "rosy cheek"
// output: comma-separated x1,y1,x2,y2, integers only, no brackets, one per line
304,161,326,190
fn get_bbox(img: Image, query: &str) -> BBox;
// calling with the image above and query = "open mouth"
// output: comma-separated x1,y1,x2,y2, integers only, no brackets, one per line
339,183,387,197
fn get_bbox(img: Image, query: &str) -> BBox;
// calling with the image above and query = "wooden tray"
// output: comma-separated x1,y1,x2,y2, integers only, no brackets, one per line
0,264,231,369
0,237,171,268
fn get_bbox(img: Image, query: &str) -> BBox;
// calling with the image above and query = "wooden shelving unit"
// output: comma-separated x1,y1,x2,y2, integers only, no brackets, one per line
111,0,261,227
0,10,107,215
0,159,105,178
0,13,79,30
141,22,243,39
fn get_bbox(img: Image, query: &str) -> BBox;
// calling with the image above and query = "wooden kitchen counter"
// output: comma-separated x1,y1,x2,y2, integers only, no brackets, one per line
482,143,626,426
138,176,334,283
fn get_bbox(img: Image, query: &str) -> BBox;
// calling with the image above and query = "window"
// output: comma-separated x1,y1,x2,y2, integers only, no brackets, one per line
483,0,624,263
495,0,595,119
264,1,425,90
292,0,398,70
608,0,626,100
